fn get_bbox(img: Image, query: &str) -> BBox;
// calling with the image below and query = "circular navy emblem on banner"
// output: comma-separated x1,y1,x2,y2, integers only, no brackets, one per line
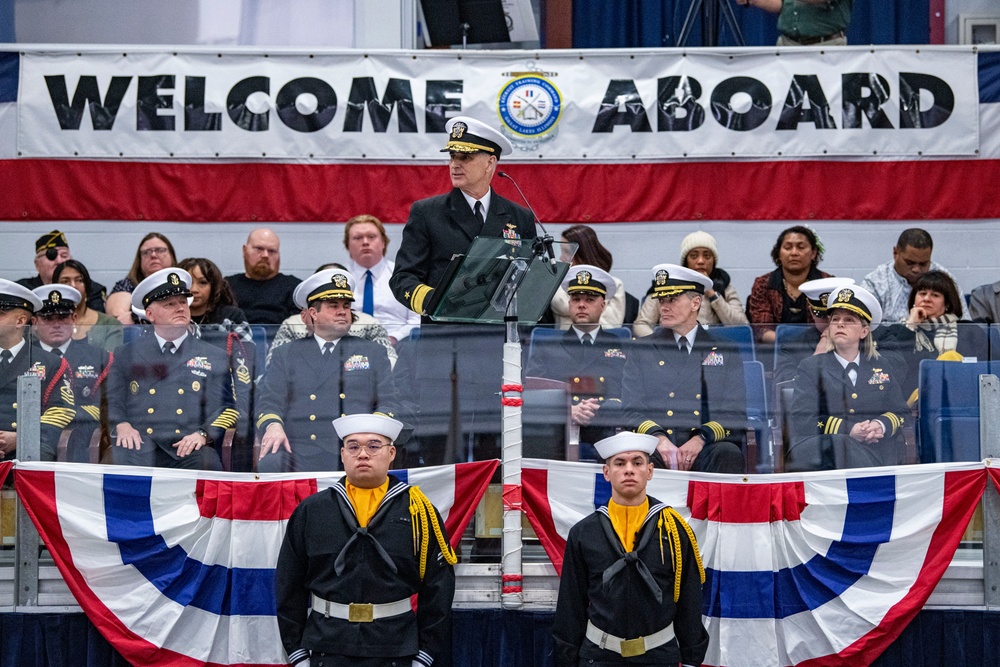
497,76,563,138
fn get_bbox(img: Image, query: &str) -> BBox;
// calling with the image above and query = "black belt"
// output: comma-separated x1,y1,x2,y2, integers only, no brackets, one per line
784,30,844,45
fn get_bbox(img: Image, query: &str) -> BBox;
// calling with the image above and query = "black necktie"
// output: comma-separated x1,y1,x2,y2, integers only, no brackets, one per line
324,342,335,356
162,341,175,354
678,338,689,354
51,347,63,357
474,201,485,227
0,350,11,366
582,333,593,345
845,362,859,385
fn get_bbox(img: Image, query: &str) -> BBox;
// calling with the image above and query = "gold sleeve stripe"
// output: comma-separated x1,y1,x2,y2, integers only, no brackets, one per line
256,413,283,429
704,421,725,443
824,417,844,435
410,284,433,315
212,408,240,429
881,412,903,435
41,408,75,428
82,405,102,421
637,420,659,435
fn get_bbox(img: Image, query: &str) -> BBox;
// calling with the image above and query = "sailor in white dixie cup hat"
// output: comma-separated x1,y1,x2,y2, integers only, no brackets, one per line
275,413,456,667
552,429,709,667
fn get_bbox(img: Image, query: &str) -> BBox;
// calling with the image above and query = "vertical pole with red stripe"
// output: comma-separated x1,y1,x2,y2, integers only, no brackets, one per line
500,328,524,609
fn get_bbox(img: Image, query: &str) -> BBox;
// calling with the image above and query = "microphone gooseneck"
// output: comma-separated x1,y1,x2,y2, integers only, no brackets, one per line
497,171,556,266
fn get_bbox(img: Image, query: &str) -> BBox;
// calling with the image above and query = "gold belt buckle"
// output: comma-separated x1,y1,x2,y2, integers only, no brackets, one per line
348,603,374,623
620,636,646,658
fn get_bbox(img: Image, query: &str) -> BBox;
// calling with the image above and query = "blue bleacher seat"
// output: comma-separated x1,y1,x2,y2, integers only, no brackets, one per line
707,324,755,362
917,359,992,463
250,325,269,378
744,360,773,472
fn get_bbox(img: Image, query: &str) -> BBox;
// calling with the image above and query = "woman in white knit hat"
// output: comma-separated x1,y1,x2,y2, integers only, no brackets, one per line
633,230,748,337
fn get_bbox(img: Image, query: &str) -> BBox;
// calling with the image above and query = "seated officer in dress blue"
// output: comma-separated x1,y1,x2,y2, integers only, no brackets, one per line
31,284,113,462
622,264,746,474
773,277,856,385
256,269,399,473
107,268,238,470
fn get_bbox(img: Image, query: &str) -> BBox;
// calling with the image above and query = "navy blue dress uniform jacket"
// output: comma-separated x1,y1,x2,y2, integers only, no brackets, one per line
255,335,399,451
622,328,747,467
106,334,237,460
389,188,536,315
1,345,75,459
275,476,455,665
788,351,909,471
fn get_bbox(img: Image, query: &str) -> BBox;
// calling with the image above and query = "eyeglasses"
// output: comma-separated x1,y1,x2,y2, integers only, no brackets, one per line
140,247,170,258
344,440,390,457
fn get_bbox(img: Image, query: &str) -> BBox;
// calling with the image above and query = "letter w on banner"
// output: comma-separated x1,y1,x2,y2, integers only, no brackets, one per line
14,460,497,667
522,459,985,667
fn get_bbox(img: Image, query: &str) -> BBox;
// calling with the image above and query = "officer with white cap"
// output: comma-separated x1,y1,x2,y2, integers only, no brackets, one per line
787,284,908,471
774,276,856,384
0,279,75,460
525,264,626,460
622,264,747,474
256,269,400,472
552,431,708,667
31,284,113,462
389,115,536,316
275,413,456,667
106,268,238,469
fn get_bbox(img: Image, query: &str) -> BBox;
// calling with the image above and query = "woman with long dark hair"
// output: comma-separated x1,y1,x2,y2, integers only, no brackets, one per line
178,257,251,342
550,224,626,328
53,259,123,352
105,232,178,325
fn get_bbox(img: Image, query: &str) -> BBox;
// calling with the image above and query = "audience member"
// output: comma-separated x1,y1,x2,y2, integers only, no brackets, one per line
107,268,238,470
747,226,831,344
861,228,964,323
343,214,420,343
0,279,75,461
622,264,746,474
255,269,399,473
634,230,747,336
225,228,301,326
17,230,108,312
773,277,856,384
178,257,251,342
525,265,626,460
875,270,987,399
549,225,626,329
736,0,852,46
787,285,908,471
969,279,1000,324
53,260,123,353
105,233,178,325
30,285,113,463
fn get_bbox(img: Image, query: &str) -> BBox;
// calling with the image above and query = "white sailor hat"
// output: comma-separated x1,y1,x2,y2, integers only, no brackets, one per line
561,264,617,302
442,116,513,157
594,432,658,460
333,413,404,442
826,284,883,330
800,277,856,315
132,268,193,311
32,284,81,316
0,279,43,314
649,263,713,299
293,269,355,310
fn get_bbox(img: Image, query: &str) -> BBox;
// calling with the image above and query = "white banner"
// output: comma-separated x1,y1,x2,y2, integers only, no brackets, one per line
16,47,979,161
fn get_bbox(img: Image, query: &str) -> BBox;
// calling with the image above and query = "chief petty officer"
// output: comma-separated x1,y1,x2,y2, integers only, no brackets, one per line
107,268,238,470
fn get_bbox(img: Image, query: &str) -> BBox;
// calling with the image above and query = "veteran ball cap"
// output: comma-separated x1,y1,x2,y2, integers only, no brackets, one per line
649,263,713,299
0,278,43,313
132,268,193,311
442,116,513,157
562,264,616,301
294,268,355,309
594,431,658,460
334,413,404,442
800,277,856,314
35,230,69,254
32,284,81,317
826,284,883,330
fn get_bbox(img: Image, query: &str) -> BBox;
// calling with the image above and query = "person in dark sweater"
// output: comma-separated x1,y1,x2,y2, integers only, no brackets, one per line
225,228,300,326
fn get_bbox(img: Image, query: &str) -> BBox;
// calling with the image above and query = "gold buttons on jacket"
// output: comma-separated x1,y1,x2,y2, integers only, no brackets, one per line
310,434,317,440
659,361,665,366
693,410,700,416
176,409,183,415
149,389,156,395
667,410,674,416
851,393,858,399
573,377,580,383
309,415,316,421
148,408,155,414
146,428,153,434
668,392,675,398
340,393,346,399
178,389,184,395
695,393,701,399
667,429,673,435
310,394,316,400
849,409,856,414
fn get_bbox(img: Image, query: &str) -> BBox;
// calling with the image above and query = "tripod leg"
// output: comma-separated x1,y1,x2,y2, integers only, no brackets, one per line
677,0,705,47
719,0,747,46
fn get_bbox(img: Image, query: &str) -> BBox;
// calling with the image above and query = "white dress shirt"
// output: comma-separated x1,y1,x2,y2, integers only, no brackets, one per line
347,257,421,341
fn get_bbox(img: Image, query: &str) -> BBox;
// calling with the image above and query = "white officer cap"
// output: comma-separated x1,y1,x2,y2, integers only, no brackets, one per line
561,264,617,302
649,263,713,299
442,116,513,157
594,432,658,460
132,268,193,311
0,278,44,314
826,284,883,330
333,413,404,443
32,284,81,316
800,277,855,315
294,269,356,310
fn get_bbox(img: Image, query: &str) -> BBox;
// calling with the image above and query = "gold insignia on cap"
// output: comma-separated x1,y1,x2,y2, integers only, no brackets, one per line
655,269,669,286
577,271,591,285
819,292,831,307
334,274,348,288
50,291,60,303
837,288,854,303
169,273,180,286
451,122,467,139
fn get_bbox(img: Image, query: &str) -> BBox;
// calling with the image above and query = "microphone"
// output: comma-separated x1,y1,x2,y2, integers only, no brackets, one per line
497,171,556,266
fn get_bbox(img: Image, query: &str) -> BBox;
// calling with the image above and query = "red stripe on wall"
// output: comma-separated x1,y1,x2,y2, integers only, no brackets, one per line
2,158,999,223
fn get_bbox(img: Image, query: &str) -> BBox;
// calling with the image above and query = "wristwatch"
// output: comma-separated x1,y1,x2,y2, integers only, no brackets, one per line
196,428,211,444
